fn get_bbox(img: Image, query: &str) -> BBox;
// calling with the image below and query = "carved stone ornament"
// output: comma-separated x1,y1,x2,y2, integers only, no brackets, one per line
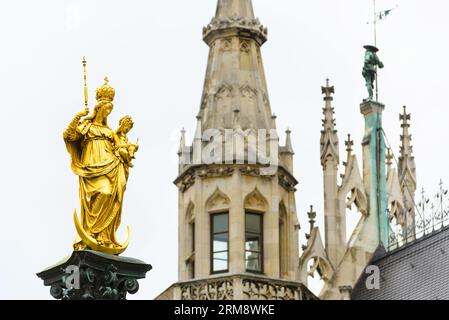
197,166,235,179
215,83,234,99
278,172,296,192
178,166,236,193
180,279,234,300
203,16,268,45
239,166,261,177
240,84,257,99
179,172,196,192
242,278,316,300
173,275,317,301
244,188,267,212
240,40,251,53
243,279,294,300
206,188,231,212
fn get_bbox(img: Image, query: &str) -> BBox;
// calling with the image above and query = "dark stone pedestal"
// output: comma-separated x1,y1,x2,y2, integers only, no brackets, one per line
37,250,152,300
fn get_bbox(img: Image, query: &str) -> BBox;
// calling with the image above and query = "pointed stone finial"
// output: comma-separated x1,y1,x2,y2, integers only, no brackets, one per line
400,105,411,129
345,134,354,154
387,117,414,241
399,106,413,157
386,148,393,167
178,128,186,156
284,128,294,154
342,134,354,170
307,205,316,230
194,115,203,141
398,106,416,182
320,79,339,167
321,78,335,101
193,116,203,165
400,106,412,157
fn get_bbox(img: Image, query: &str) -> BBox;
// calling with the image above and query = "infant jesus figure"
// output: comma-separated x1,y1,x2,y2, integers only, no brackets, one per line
115,115,139,168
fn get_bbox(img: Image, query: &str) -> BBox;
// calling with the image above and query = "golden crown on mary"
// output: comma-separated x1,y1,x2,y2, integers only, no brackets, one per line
96,77,115,102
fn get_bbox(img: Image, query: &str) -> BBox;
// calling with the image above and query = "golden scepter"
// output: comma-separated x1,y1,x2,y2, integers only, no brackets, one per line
82,56,89,113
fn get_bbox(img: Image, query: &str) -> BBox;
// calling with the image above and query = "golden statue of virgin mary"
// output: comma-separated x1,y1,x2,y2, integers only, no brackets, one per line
63,77,138,255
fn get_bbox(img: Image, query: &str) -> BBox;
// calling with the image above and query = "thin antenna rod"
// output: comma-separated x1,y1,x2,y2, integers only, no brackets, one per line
373,0,377,47
373,0,379,101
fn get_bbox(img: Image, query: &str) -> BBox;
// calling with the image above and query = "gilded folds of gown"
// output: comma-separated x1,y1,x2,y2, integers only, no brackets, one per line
64,121,127,247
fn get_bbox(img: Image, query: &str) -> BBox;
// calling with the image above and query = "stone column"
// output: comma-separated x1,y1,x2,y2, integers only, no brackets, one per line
360,101,388,247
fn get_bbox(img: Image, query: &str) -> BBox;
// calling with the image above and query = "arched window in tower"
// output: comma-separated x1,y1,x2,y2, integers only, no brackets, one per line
279,202,288,278
211,213,229,274
206,188,231,274
245,212,263,273
185,202,195,279
244,188,267,274
206,188,230,274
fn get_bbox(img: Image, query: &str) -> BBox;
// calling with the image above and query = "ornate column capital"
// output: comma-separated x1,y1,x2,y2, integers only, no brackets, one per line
37,250,152,300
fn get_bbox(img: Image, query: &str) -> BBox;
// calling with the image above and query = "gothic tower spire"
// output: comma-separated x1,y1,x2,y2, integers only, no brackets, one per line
319,79,344,267
320,79,340,166
398,105,417,236
160,0,312,301
200,0,271,131
399,106,416,180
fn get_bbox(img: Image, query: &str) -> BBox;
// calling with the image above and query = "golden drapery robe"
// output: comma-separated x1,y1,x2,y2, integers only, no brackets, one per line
64,121,127,248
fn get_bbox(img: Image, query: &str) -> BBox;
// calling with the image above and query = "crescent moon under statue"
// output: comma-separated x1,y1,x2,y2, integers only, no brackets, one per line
74,210,130,255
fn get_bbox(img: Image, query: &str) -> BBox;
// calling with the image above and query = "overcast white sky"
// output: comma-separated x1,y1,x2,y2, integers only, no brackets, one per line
1,0,448,299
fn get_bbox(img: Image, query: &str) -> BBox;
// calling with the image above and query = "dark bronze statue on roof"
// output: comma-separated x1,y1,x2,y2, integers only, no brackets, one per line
362,45,384,101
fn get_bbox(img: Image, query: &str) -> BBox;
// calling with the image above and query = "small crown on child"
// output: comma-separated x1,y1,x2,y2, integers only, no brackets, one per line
119,115,133,127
